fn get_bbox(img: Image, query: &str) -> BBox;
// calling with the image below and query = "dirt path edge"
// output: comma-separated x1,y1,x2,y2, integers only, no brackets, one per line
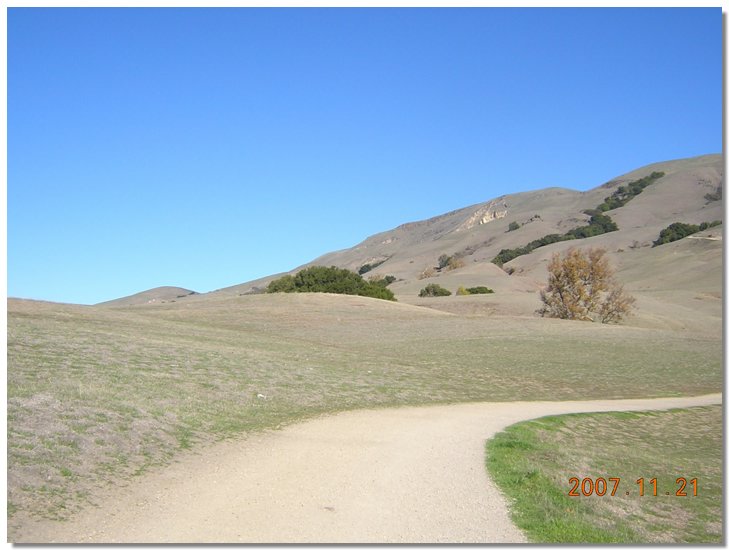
11,393,722,543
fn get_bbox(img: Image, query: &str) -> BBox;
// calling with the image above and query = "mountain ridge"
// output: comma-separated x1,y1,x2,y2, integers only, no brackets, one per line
97,153,722,314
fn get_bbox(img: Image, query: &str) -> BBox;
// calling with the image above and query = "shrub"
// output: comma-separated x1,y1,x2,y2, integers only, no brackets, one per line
369,274,397,287
652,221,721,247
437,254,451,269
466,286,494,294
418,267,436,280
419,284,451,297
445,257,465,271
705,186,722,203
435,253,467,272
358,259,387,275
493,212,618,267
565,212,618,239
507,221,521,232
266,275,296,293
537,247,635,323
267,266,395,301
456,286,470,295
597,171,664,212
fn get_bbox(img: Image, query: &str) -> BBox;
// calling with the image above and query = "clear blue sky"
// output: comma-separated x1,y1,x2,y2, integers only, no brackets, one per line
8,7,722,305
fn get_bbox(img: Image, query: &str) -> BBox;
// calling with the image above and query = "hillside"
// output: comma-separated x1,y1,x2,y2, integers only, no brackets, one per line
97,286,198,307
100,154,722,331
202,154,721,326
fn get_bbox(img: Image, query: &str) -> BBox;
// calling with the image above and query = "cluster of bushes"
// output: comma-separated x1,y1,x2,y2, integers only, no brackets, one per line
419,284,451,297
368,274,397,287
652,221,722,247
358,259,387,275
456,286,494,295
705,186,722,203
419,284,495,297
418,267,436,280
437,254,465,271
597,171,665,212
419,253,466,280
492,173,665,267
492,212,618,266
267,266,396,301
564,211,618,238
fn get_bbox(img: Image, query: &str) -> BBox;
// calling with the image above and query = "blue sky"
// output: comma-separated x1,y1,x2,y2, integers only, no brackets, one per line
8,7,722,305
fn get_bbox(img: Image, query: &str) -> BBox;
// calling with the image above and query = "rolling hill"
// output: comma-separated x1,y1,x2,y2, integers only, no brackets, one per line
160,153,722,330
97,286,199,307
96,154,722,331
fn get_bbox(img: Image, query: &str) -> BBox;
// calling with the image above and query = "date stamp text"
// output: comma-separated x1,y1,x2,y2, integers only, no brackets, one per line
568,477,698,497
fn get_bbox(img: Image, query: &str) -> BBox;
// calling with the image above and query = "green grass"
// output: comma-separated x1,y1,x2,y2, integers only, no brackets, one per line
487,406,722,543
7,293,722,527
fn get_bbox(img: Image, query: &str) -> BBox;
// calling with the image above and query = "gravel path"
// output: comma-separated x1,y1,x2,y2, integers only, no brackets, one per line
14,393,721,543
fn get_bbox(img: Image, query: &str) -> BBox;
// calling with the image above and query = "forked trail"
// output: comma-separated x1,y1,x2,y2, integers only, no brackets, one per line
14,393,722,543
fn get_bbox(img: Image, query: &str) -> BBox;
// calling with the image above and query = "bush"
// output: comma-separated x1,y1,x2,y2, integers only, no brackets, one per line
358,259,387,275
267,266,396,301
597,171,664,212
456,286,470,295
445,257,465,271
493,212,618,267
436,254,465,271
466,286,494,294
507,221,521,232
705,186,722,203
418,267,436,280
419,284,451,297
652,221,722,247
369,274,397,287
565,212,618,239
537,247,635,323
267,275,296,293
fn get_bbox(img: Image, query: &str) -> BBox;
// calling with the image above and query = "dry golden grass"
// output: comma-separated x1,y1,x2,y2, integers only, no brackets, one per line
8,291,722,528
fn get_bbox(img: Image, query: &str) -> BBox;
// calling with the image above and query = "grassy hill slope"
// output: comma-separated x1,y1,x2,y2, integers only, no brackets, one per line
8,291,722,530
214,155,721,315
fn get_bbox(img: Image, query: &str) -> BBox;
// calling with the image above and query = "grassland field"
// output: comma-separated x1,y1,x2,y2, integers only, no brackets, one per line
487,405,722,543
7,291,723,536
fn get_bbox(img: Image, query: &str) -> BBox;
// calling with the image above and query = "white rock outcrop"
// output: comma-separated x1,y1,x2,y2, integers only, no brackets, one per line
456,199,508,232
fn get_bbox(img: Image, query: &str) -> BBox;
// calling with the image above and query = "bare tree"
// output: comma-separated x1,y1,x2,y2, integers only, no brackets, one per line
537,247,635,323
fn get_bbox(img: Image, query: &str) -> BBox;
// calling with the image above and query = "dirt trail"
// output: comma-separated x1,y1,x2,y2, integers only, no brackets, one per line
13,393,721,543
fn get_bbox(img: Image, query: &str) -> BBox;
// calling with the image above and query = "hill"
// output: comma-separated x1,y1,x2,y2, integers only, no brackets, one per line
99,153,722,331
97,286,198,307
204,154,721,328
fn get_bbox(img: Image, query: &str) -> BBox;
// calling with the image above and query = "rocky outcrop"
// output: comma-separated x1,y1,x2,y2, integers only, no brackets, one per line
455,199,508,232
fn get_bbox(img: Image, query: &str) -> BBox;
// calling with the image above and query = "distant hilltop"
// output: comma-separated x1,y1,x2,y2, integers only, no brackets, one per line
99,153,723,318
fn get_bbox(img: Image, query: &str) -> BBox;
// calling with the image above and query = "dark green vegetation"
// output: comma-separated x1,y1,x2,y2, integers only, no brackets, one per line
704,185,722,203
652,221,722,247
492,212,618,266
597,171,665,212
461,286,494,295
507,221,521,232
487,405,721,543
492,172,665,267
370,275,397,287
358,259,387,275
8,295,721,526
267,265,395,301
419,283,452,297
436,254,465,271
